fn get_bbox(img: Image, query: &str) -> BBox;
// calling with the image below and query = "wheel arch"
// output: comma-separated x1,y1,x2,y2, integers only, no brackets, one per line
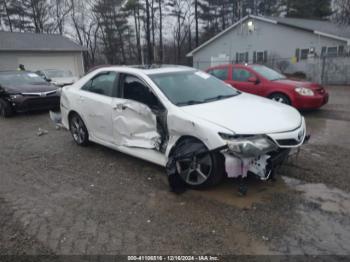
67,110,89,132
68,110,80,124
166,135,209,158
267,91,292,104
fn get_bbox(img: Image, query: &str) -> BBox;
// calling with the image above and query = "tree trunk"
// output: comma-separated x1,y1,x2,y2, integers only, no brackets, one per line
3,0,13,32
158,0,163,63
194,0,198,47
145,0,153,64
133,6,142,63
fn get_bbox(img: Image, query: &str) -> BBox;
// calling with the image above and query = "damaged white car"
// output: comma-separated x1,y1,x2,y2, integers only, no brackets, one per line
60,66,308,191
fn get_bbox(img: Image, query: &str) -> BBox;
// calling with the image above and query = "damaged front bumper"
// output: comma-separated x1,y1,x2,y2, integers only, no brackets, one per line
223,149,290,180
221,118,308,181
222,133,309,181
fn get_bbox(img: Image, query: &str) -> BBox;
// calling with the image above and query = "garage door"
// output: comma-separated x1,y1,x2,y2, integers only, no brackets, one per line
18,54,79,76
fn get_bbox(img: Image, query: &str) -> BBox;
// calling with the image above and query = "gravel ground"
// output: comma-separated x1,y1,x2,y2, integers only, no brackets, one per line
0,86,349,257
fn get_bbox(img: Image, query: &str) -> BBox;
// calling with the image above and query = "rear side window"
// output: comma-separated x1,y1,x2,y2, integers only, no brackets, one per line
82,72,118,97
232,68,252,82
207,68,228,80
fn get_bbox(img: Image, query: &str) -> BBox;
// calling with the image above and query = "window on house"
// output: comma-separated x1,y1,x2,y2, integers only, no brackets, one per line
295,48,300,62
207,68,228,81
300,49,309,60
327,47,338,57
236,52,249,63
338,46,345,56
257,52,264,63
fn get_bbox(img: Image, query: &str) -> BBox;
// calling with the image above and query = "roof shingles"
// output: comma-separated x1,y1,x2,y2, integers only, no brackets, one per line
0,31,86,51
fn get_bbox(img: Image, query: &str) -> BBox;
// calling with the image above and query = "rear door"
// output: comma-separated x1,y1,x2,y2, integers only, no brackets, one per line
228,67,261,95
111,73,163,149
79,71,118,143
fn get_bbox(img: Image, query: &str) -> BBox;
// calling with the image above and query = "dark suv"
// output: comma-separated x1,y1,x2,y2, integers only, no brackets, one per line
0,71,60,117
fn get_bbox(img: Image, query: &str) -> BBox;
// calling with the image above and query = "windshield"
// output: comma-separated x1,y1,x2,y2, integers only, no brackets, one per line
45,69,73,78
149,70,240,106
0,72,48,86
251,65,286,81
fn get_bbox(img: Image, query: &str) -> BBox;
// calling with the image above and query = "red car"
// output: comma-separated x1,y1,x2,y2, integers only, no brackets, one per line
206,64,329,110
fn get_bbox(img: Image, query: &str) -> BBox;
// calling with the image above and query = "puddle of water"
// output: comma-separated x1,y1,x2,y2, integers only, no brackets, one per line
192,177,289,209
281,176,350,255
194,175,350,254
305,117,350,148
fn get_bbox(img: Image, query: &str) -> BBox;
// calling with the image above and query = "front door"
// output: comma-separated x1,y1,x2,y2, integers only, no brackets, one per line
229,67,261,95
111,74,163,149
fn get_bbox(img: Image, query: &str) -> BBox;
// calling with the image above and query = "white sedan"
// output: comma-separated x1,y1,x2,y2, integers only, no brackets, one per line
60,66,307,189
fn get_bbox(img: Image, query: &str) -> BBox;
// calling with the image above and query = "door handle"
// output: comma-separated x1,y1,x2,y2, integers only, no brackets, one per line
113,104,127,110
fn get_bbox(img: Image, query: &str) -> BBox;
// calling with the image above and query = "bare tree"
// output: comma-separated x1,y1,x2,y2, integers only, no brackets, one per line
166,0,191,63
334,0,350,25
145,0,153,64
70,0,101,68
50,0,72,35
124,0,143,63
0,0,13,31
194,0,199,47
158,0,163,62
26,0,52,33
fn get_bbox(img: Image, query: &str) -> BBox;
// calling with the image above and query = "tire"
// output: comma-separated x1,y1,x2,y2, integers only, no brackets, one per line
174,139,224,189
69,113,89,146
0,98,13,118
269,93,291,105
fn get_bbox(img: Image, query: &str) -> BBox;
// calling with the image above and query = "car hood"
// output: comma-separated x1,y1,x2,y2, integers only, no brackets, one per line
51,77,78,84
273,79,321,90
0,84,58,94
180,93,302,134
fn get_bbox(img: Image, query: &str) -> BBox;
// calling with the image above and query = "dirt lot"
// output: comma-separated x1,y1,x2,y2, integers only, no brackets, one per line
0,86,350,256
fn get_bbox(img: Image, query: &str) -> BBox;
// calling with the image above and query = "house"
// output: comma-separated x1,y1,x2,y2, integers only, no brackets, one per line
0,31,86,76
187,15,350,84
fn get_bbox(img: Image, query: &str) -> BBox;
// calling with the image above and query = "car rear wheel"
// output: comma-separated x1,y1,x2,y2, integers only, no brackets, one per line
69,113,89,146
0,98,13,118
269,93,291,105
175,142,224,189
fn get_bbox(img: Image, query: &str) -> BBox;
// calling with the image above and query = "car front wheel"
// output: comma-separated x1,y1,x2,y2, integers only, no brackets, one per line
175,141,224,189
269,93,291,105
69,113,89,146
0,98,13,118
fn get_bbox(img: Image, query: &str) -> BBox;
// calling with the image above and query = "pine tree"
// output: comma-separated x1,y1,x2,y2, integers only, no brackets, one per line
285,0,332,19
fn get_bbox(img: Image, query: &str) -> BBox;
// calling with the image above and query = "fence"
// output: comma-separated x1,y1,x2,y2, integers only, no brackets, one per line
194,55,350,85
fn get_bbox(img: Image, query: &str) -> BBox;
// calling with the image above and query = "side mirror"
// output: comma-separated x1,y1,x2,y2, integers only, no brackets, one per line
45,77,52,83
247,76,259,84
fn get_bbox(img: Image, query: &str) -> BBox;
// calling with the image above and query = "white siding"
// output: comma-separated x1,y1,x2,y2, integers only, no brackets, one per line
193,18,347,70
0,51,84,76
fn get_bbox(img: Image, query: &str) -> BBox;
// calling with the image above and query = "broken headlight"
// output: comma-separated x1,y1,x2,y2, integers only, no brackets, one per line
219,133,278,158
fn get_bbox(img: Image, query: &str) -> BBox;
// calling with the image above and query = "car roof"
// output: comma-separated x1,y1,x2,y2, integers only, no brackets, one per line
90,65,195,75
208,64,264,69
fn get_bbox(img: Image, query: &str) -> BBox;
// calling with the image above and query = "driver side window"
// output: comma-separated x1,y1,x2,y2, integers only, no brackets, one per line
122,74,162,109
232,69,253,82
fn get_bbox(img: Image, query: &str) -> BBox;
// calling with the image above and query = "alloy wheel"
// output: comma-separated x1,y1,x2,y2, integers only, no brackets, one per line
70,116,86,144
176,153,213,186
